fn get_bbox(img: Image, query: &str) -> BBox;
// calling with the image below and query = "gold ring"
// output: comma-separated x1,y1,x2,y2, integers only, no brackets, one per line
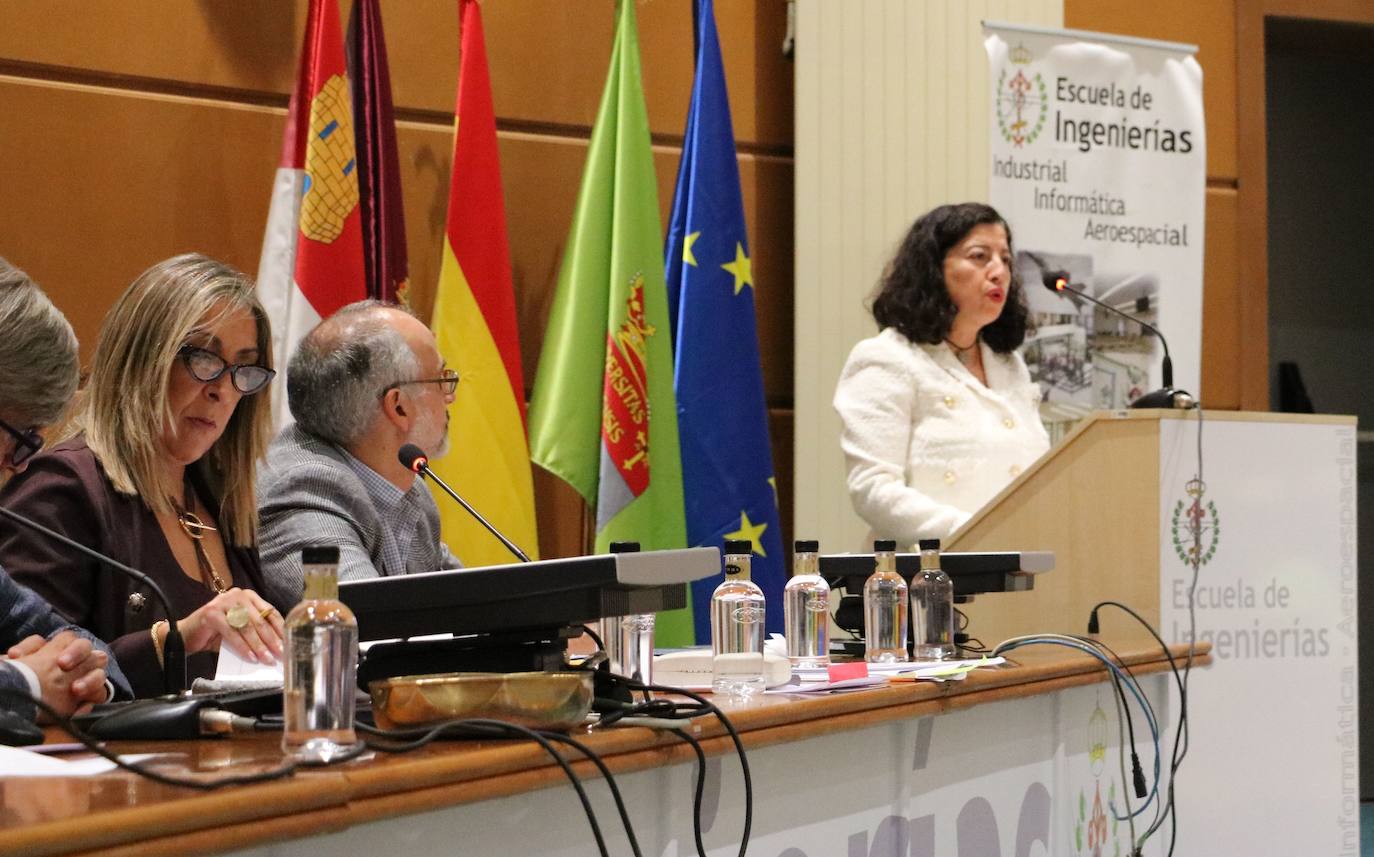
259,607,276,620
226,605,252,630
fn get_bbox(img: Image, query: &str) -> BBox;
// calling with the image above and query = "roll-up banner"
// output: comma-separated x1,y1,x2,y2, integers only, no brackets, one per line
984,23,1205,432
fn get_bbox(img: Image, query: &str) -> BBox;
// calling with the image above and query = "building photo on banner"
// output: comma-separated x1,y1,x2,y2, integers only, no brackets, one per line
985,23,1204,432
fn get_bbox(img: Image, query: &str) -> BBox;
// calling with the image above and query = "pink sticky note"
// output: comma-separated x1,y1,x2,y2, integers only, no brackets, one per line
827,661,869,682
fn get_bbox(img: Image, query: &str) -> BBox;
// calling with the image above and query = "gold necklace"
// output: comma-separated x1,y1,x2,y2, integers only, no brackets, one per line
170,480,229,594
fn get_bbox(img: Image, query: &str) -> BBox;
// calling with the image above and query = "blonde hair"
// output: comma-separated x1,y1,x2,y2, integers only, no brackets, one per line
78,254,272,546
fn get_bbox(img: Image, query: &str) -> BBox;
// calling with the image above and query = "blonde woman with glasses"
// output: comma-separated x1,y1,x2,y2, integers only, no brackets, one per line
0,254,286,697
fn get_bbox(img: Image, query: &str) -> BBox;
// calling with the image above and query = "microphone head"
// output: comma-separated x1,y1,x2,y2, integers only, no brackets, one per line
398,443,428,473
1042,271,1070,293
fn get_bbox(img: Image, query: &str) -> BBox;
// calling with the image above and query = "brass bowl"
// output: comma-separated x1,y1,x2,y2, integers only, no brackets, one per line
368,671,594,732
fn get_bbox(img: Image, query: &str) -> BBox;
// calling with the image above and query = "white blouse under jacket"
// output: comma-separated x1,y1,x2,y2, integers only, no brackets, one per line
833,327,1050,545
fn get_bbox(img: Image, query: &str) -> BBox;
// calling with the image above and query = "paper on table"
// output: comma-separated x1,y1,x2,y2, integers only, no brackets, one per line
0,745,159,777
791,656,1006,683
214,644,284,684
763,675,889,694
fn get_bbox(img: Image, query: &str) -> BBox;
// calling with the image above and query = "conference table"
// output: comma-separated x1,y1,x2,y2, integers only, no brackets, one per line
1,637,1205,857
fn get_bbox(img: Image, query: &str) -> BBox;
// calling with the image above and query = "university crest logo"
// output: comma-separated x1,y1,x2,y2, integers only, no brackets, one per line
995,42,1048,148
1172,476,1220,567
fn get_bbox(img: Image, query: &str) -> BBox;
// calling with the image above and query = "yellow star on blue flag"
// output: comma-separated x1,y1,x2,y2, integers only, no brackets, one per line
724,510,768,557
721,243,752,294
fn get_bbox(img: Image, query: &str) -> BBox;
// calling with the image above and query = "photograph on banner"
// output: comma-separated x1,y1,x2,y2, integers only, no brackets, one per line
984,24,1205,439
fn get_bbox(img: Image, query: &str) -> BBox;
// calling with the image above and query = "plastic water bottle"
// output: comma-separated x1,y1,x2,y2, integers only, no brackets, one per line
864,539,909,662
911,538,955,660
783,539,830,668
710,539,766,696
282,546,360,761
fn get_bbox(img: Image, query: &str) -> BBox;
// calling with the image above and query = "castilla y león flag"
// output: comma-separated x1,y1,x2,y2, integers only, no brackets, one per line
257,0,367,427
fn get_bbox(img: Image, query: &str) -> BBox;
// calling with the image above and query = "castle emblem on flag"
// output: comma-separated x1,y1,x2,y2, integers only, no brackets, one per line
300,74,360,243
602,273,654,497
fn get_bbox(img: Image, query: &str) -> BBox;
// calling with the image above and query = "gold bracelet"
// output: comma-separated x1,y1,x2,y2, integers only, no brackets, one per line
150,620,168,668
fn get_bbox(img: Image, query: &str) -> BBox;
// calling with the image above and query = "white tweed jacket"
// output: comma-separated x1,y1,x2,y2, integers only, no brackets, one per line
833,327,1050,545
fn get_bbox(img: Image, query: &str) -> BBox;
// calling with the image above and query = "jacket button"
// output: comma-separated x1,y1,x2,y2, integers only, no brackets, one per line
943,470,956,484
943,395,956,408
1003,417,1015,429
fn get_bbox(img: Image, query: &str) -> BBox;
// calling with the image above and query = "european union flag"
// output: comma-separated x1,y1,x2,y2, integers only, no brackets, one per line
665,0,785,642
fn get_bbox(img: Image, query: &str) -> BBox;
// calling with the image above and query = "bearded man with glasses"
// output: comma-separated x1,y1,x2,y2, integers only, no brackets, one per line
0,258,132,724
256,301,463,609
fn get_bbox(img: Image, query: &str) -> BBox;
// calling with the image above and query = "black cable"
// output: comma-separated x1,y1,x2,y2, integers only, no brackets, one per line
576,622,607,654
0,687,306,788
361,718,612,857
638,682,752,857
542,730,643,857
671,728,710,857
1075,634,1149,801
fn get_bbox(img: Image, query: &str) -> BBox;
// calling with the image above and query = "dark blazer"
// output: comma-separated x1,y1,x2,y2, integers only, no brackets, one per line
0,563,132,720
0,437,275,697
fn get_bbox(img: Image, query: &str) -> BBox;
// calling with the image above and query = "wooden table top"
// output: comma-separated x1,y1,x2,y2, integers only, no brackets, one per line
0,637,1208,857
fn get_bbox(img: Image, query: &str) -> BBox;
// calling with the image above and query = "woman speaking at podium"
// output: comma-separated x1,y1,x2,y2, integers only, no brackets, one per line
0,255,285,696
833,202,1049,545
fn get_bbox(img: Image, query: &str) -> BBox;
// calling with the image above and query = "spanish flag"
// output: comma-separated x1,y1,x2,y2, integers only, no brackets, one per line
429,0,539,565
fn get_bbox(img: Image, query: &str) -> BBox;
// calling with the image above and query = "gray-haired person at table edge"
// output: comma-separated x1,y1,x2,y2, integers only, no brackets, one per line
833,202,1050,546
256,301,462,609
0,257,131,721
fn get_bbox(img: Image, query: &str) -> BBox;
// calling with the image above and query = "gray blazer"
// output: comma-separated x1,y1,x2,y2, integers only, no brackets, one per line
256,425,461,609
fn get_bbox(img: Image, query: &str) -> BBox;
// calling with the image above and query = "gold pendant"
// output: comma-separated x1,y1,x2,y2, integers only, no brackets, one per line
177,511,217,541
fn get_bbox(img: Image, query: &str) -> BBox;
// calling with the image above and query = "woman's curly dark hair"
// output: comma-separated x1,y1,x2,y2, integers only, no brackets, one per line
870,202,1029,353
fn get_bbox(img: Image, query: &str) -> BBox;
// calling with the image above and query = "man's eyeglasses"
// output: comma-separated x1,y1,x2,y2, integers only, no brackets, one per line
0,418,43,468
178,345,276,396
383,369,460,398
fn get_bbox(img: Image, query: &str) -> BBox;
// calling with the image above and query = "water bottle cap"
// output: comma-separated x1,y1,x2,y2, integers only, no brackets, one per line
873,539,897,552
794,539,819,552
302,545,340,564
917,539,941,551
723,539,753,555
609,541,641,553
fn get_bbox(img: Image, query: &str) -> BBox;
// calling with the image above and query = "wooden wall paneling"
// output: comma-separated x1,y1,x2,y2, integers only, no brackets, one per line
0,1,308,97
1200,187,1240,409
0,2,790,146
1064,0,1239,181
479,0,789,147
0,76,282,363
739,154,795,402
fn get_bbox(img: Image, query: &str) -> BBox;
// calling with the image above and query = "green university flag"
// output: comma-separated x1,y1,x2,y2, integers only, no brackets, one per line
528,0,691,645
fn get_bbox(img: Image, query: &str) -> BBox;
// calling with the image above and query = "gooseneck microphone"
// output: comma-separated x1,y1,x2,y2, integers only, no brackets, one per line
398,444,532,563
0,505,187,695
1042,271,1194,409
